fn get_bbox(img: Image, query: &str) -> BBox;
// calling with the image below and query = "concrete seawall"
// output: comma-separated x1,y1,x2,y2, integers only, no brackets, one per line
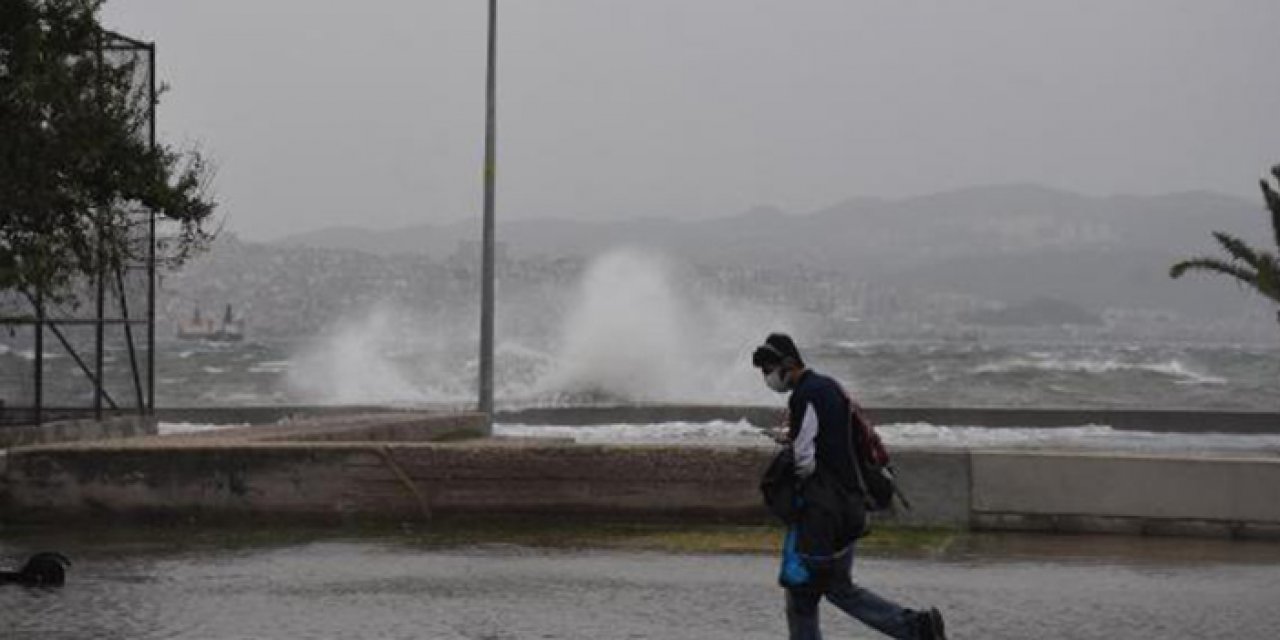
0,415,157,449
496,405,1280,434
2,407,1279,538
4,438,1278,539
970,450,1280,538
1,440,767,523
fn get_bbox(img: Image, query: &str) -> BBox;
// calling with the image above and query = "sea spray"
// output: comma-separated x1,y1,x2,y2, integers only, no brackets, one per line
537,249,691,400
284,302,557,405
282,249,806,406
286,305,459,404
536,248,802,404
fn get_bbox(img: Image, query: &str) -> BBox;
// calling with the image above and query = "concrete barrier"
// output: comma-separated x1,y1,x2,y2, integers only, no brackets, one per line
0,412,484,522
970,451,1280,538
0,438,967,527
888,449,971,528
2,408,1278,539
0,442,762,523
0,415,157,449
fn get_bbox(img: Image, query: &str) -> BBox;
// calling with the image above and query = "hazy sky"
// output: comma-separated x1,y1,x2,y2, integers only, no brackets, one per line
102,1,1280,240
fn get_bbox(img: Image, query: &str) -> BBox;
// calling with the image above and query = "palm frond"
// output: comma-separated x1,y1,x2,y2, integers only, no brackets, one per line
1211,232,1266,269
1263,174,1280,252
1170,257,1257,284
1255,254,1280,304
1172,165,1280,325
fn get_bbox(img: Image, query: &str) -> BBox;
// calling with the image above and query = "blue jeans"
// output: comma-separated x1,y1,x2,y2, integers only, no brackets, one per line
785,543,921,639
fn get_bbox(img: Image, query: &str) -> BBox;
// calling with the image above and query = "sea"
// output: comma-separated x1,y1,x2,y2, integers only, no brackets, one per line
2,336,1275,412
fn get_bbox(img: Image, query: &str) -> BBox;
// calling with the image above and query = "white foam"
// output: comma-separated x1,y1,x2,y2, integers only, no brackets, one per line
495,419,767,446
1158,361,1229,386
973,356,1227,385
195,390,286,404
495,420,1280,454
835,340,877,352
248,360,293,374
14,349,63,361
158,421,245,435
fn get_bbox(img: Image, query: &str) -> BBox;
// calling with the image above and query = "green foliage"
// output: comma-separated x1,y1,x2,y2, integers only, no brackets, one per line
0,0,215,302
1171,165,1280,324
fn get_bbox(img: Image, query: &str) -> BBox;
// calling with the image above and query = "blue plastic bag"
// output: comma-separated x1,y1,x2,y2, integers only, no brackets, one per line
778,525,811,588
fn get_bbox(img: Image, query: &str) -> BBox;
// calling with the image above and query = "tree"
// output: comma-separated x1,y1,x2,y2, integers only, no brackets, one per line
0,0,215,304
1170,165,1280,326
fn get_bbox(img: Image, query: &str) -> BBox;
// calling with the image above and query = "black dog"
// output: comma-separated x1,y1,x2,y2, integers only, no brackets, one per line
0,552,72,587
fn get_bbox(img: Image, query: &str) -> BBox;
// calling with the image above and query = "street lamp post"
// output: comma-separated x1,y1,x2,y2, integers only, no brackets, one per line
478,0,497,422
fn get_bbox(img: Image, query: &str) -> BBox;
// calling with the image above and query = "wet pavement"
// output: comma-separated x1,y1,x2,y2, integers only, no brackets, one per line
3,533,1279,639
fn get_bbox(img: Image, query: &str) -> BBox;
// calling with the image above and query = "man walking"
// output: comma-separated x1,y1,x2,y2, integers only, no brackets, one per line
752,333,946,640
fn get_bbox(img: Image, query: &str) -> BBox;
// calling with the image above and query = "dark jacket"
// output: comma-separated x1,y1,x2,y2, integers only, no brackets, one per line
787,370,859,493
760,447,802,524
761,443,866,587
785,370,867,555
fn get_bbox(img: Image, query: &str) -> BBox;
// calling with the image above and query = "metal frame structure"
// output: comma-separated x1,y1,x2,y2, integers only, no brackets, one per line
7,13,500,424
0,31,157,427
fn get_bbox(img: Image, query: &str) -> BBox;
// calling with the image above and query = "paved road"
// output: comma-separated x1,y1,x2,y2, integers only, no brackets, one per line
3,537,1280,639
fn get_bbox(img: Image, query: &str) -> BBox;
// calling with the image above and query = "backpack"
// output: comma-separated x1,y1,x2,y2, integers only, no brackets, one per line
842,391,909,512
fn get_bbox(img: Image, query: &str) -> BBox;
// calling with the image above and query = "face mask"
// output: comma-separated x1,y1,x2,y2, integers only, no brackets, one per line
764,368,789,393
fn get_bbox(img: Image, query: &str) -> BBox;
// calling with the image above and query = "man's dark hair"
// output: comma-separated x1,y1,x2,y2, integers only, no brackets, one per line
752,332,805,369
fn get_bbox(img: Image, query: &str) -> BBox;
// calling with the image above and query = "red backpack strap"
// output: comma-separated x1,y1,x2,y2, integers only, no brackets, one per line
851,403,890,466
839,383,891,466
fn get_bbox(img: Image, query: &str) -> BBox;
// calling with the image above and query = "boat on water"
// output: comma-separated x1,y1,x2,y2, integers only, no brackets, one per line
177,304,245,342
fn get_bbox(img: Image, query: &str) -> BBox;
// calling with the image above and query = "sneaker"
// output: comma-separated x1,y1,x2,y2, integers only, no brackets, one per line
919,607,947,640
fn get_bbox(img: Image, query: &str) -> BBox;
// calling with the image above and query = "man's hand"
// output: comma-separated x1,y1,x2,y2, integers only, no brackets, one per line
766,409,792,444
766,425,792,445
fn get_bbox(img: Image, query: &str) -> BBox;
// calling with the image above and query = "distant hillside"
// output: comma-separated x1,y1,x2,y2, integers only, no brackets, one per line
275,185,1264,261
964,297,1104,327
270,185,1273,318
